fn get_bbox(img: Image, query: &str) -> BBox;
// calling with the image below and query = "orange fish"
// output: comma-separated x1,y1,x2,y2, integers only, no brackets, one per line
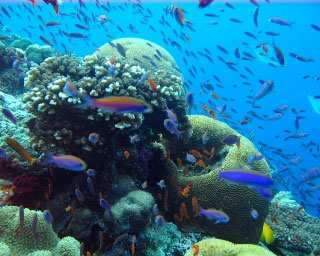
28,0,38,9
195,160,206,169
202,104,209,111
183,167,188,176
181,183,192,197
87,252,92,256
148,77,157,92
124,150,130,158
177,186,182,197
192,196,199,217
110,57,116,64
35,201,41,210
66,205,75,217
189,149,202,158
173,213,182,222
211,93,219,101
203,150,210,156
180,202,190,221
192,244,200,256
177,157,183,167
272,216,279,225
209,147,215,160
209,109,217,119
5,137,37,165
240,119,249,125
167,149,171,163
262,44,269,53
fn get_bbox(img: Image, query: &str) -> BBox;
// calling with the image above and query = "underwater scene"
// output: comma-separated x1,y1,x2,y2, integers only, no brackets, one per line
0,0,319,255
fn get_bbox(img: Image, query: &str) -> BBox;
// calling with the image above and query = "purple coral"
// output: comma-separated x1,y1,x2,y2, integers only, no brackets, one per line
134,149,153,180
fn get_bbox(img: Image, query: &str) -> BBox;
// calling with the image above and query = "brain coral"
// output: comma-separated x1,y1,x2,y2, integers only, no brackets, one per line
23,45,186,153
157,115,271,244
0,205,80,256
95,37,181,77
184,238,276,256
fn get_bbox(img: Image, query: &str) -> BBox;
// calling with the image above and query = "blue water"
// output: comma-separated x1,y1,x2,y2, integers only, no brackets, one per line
1,1,320,218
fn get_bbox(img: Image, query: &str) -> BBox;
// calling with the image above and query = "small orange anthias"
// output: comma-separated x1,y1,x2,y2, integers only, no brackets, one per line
181,183,193,197
192,244,200,256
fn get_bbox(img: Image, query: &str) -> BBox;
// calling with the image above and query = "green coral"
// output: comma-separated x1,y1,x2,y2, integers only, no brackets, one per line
10,38,32,50
96,37,181,77
0,206,80,256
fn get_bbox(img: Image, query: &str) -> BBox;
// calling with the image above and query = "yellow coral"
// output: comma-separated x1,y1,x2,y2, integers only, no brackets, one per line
184,238,276,256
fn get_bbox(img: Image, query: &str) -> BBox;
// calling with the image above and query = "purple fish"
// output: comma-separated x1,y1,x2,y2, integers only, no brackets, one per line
272,42,285,66
254,80,274,100
108,65,116,78
284,133,308,141
164,119,184,139
219,168,274,188
199,207,229,223
269,17,292,27
1,108,17,124
136,72,148,85
63,81,78,97
42,153,87,171
0,148,8,161
42,210,53,225
300,168,320,184
166,108,178,126
68,32,88,38
198,0,214,8
155,215,165,228
186,92,194,111
221,134,240,148
265,112,282,121
75,188,85,203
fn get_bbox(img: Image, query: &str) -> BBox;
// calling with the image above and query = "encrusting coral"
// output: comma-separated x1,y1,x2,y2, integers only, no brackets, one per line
151,115,271,244
0,205,80,256
183,238,276,256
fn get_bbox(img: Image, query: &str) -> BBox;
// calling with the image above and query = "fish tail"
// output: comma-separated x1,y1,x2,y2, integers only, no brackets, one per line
29,157,37,165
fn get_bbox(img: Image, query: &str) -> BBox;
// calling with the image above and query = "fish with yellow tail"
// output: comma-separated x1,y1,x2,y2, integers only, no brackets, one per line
5,137,37,165
260,222,275,244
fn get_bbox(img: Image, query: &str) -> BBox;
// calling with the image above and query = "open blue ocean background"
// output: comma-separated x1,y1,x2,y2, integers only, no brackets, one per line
1,0,320,217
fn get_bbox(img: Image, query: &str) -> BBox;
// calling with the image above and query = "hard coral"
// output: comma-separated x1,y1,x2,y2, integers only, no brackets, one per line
183,238,276,256
23,46,187,155
0,205,80,256
156,115,271,244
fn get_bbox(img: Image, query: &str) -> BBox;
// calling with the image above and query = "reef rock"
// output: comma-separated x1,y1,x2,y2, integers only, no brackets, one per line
26,44,53,64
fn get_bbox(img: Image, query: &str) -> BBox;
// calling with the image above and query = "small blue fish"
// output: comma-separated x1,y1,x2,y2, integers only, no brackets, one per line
251,208,259,219
157,179,167,190
87,177,96,195
42,210,53,225
186,153,196,163
108,65,116,78
155,215,165,228
247,155,264,165
199,207,229,223
75,188,85,202
153,204,159,215
136,72,148,85
129,134,140,144
202,129,210,144
254,187,273,200
88,133,99,144
0,147,8,161
1,108,17,124
164,119,183,139
100,198,112,211
86,168,96,177
42,153,87,171
254,80,274,100
166,108,178,126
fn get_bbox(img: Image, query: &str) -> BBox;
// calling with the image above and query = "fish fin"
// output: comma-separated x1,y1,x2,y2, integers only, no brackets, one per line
78,94,92,108
40,151,54,166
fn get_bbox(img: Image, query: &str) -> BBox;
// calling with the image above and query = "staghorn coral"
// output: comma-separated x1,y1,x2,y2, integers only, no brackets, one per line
23,46,186,154
183,238,276,256
0,205,80,256
151,115,270,244
266,191,320,254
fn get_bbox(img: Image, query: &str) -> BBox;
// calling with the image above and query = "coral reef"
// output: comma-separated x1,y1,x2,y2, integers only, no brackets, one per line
110,190,154,233
134,148,154,181
10,38,32,50
96,37,182,77
183,238,276,256
26,44,53,64
0,205,80,256
23,46,186,154
151,115,271,244
138,222,182,256
266,191,320,254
